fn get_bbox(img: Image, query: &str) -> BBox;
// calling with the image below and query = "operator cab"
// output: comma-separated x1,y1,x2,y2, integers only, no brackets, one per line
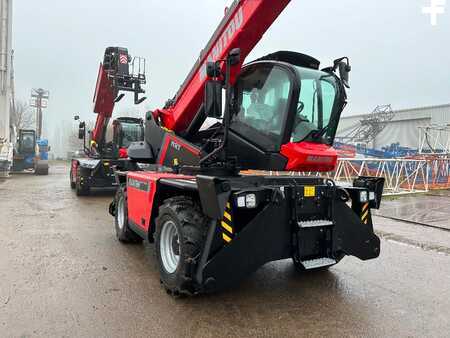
228,51,348,172
113,117,144,148
17,130,37,155
111,117,144,158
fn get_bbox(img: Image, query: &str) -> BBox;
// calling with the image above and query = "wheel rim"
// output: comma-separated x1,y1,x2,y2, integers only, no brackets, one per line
117,195,125,230
160,220,180,274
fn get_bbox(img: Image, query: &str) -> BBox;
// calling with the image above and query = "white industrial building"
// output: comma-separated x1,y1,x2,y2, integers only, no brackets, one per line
337,104,450,151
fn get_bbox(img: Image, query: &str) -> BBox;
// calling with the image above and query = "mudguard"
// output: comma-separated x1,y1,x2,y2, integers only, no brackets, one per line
333,200,381,260
200,201,292,292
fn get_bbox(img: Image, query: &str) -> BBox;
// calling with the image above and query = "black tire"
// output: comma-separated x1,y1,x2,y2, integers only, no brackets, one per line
35,165,49,176
114,187,143,244
37,167,49,176
75,170,90,196
70,169,76,189
155,196,206,296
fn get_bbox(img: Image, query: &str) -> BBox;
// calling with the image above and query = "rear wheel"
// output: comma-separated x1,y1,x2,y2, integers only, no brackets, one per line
155,197,206,296
70,169,76,189
114,187,142,243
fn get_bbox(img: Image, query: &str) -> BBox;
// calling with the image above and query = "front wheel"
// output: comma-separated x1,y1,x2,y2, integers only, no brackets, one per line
155,197,206,296
70,169,76,189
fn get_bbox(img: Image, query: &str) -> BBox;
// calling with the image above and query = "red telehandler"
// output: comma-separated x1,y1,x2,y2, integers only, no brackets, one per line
107,0,385,295
70,47,147,195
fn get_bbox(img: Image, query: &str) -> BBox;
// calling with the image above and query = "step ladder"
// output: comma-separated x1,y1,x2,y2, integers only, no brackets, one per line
301,257,337,270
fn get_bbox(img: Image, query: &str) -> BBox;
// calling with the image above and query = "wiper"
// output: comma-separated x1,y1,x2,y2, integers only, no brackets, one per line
293,128,320,143
312,125,329,139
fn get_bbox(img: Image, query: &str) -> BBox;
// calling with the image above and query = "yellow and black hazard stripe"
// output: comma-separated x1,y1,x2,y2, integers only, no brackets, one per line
221,202,234,243
361,202,370,224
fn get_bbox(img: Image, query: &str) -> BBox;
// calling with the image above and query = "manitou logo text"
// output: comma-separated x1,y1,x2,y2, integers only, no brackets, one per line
128,178,150,192
200,7,244,80
307,155,335,164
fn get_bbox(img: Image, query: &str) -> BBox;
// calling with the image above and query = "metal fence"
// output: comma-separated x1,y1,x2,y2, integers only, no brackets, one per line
267,157,450,195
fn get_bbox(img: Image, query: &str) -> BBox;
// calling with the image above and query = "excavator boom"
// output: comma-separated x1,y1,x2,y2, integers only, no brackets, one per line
156,0,291,133
91,63,116,146
91,47,146,150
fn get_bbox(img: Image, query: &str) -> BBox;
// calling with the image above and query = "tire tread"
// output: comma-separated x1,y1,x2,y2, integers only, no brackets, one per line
155,196,206,296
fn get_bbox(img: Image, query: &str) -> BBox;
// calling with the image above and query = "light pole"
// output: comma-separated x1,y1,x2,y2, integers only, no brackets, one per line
30,88,49,139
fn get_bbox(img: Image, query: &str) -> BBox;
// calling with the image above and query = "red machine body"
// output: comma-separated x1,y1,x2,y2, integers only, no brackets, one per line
281,142,338,172
126,171,195,231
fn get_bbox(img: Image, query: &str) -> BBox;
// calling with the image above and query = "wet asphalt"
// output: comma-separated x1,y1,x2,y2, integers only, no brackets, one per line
0,163,449,337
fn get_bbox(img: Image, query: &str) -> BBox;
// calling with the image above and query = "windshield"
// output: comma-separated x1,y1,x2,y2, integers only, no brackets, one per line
231,65,292,150
21,132,35,152
292,67,339,144
121,123,143,148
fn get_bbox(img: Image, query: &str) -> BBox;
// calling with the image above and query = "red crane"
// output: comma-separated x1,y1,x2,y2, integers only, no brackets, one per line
69,47,146,196
108,0,384,296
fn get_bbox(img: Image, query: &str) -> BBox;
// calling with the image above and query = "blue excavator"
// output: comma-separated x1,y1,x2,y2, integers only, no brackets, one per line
12,129,49,175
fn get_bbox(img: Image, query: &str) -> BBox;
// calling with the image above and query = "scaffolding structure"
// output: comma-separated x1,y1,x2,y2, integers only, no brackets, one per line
336,105,395,145
331,158,450,194
418,125,450,155
263,156,450,195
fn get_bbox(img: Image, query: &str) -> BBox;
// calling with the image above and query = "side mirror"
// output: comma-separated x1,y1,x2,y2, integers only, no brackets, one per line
78,121,86,140
333,57,351,88
78,128,85,140
204,80,222,118
338,62,351,88
228,48,241,66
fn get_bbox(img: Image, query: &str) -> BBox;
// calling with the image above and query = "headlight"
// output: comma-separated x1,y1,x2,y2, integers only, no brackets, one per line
236,193,257,208
359,190,369,203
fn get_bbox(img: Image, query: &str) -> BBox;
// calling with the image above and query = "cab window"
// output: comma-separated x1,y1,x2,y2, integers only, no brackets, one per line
21,133,35,152
232,65,292,150
120,122,144,148
292,67,339,144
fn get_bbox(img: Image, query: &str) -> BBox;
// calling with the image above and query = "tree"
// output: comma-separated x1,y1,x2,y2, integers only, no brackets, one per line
11,100,35,131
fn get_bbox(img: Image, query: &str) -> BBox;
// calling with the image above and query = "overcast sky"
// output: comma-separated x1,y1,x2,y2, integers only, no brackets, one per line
12,0,450,149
